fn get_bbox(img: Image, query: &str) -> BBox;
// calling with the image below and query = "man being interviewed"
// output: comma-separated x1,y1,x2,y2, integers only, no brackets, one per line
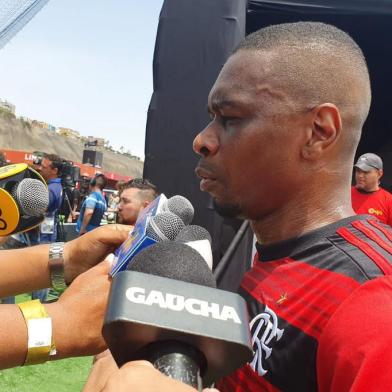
351,152,392,225
85,22,392,392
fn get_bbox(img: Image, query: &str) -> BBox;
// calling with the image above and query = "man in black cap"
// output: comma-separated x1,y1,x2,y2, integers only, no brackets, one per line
352,152,392,225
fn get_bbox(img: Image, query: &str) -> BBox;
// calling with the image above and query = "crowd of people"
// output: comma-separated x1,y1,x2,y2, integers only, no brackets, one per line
2,20,392,392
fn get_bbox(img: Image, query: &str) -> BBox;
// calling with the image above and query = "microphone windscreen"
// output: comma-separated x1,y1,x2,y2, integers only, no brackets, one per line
163,195,194,225
175,225,212,243
15,178,49,216
145,212,185,241
127,241,216,288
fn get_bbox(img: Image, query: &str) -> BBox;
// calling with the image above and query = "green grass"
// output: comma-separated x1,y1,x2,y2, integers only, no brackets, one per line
0,357,93,392
0,294,93,391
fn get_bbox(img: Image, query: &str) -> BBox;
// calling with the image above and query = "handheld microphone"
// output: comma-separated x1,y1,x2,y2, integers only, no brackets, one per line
146,211,185,241
111,211,185,275
103,241,253,389
161,195,194,225
0,163,48,236
175,225,213,270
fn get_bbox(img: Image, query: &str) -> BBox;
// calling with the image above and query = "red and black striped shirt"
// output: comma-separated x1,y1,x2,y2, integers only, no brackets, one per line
218,215,392,392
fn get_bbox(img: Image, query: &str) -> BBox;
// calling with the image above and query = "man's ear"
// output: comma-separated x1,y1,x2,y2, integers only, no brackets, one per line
142,200,150,208
302,103,342,160
377,169,384,180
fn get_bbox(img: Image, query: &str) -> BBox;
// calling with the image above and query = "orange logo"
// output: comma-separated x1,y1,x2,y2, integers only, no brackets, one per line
368,208,383,216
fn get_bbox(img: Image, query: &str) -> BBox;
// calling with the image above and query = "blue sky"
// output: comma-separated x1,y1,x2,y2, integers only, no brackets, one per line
0,0,164,159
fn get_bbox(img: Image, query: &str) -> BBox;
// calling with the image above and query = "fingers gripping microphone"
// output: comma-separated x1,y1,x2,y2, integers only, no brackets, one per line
0,163,49,236
103,242,253,389
175,225,213,270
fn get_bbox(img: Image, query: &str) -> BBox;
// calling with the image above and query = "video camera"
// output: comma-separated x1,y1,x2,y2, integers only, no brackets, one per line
32,152,80,187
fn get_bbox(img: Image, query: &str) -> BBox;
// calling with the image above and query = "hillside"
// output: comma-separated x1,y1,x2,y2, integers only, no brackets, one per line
0,112,143,178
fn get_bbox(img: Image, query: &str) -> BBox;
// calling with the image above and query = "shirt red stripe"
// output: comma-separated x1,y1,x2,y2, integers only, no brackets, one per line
337,227,392,275
352,220,392,258
242,260,359,340
218,365,280,392
367,219,392,242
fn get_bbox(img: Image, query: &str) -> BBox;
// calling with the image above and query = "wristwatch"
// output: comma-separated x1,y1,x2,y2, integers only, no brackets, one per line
48,242,67,292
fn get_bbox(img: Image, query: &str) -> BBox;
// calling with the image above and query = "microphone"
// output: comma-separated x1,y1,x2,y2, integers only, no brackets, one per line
111,211,185,275
103,241,253,389
146,211,185,241
175,225,213,270
161,195,194,225
11,178,48,216
0,163,49,236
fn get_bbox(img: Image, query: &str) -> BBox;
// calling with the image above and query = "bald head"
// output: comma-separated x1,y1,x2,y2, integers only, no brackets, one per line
233,22,371,155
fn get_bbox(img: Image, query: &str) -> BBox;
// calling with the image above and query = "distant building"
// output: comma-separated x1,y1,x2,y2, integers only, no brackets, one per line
0,99,15,114
57,127,80,139
32,120,56,131
19,116,33,124
86,136,106,147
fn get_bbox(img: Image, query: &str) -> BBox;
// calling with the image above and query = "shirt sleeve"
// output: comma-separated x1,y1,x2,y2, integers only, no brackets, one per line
85,194,98,210
47,187,57,213
317,275,392,392
387,193,392,227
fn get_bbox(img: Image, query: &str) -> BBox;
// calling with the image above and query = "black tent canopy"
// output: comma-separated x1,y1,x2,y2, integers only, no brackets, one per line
144,0,392,290
247,0,392,187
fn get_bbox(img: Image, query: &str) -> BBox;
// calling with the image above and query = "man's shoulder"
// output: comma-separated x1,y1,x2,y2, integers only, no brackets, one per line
379,187,392,198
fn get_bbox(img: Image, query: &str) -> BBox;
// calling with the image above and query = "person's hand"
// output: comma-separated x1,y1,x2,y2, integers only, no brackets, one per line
101,360,199,392
83,350,119,392
64,224,131,283
46,260,112,359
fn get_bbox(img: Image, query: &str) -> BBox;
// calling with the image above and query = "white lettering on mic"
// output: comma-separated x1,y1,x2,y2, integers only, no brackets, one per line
125,287,241,324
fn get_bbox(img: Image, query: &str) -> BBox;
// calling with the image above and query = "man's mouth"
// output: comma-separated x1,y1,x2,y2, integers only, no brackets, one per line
195,166,217,192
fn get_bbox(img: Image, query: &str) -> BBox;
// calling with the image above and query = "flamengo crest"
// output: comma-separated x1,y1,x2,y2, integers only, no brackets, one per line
249,305,284,376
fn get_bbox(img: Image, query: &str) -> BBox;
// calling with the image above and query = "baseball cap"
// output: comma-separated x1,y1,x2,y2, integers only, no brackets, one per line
354,153,383,171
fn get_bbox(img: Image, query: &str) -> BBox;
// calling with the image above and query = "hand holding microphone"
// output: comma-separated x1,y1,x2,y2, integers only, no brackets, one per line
103,240,252,390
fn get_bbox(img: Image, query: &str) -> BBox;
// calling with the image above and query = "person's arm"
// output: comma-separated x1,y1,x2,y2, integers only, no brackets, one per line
47,186,56,214
79,208,94,234
79,194,97,235
317,275,392,391
0,224,131,298
0,261,112,369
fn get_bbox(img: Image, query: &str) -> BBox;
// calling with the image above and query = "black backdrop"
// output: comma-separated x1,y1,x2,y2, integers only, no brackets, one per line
144,0,392,291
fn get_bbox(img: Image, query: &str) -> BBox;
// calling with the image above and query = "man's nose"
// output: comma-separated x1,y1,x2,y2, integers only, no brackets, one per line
192,124,219,157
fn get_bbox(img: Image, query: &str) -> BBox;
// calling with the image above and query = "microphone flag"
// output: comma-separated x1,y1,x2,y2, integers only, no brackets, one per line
110,193,168,276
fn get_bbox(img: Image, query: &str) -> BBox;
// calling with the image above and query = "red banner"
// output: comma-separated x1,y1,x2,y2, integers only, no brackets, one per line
1,149,132,183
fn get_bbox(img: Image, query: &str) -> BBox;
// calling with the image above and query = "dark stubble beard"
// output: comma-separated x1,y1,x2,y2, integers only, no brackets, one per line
213,199,243,218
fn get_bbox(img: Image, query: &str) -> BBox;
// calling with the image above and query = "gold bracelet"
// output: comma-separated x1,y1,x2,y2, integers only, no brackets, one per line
17,300,56,365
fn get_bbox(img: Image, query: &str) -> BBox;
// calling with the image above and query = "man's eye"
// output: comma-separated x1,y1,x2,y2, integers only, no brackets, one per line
221,117,237,128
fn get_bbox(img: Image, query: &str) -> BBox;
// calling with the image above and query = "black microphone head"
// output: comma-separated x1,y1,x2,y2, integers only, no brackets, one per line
163,195,194,225
127,241,216,288
13,178,49,216
175,225,212,244
145,212,185,241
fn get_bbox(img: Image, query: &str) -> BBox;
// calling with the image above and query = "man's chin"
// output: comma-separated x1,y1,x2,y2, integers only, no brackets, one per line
213,199,242,218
